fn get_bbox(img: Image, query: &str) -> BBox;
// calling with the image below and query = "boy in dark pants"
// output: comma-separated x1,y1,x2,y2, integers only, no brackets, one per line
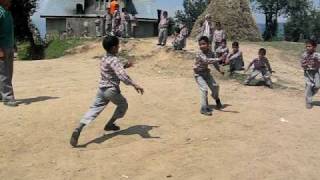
244,48,273,88
0,0,17,107
301,40,320,109
194,36,224,116
70,36,144,147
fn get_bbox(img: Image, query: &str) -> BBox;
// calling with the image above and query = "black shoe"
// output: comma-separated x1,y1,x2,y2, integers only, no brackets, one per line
216,99,223,109
4,100,18,107
157,43,161,46
104,124,120,131
70,129,81,147
200,110,212,116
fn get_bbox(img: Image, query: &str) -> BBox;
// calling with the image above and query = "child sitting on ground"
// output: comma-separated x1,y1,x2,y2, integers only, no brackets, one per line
194,36,224,116
226,41,244,76
215,39,229,65
244,48,273,88
70,36,144,147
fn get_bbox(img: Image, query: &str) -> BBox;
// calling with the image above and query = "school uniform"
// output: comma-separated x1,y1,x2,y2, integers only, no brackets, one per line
301,52,320,106
158,16,169,45
104,13,113,34
112,10,121,36
213,29,226,50
228,50,244,72
194,51,221,112
244,57,272,86
200,20,214,42
80,54,136,126
121,12,130,38
215,46,229,64
173,26,188,50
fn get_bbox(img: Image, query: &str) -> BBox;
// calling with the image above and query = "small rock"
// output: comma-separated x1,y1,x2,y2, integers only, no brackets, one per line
166,174,172,178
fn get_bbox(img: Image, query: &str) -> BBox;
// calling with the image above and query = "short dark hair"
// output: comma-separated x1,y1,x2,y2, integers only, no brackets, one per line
198,36,210,44
216,22,221,26
259,48,267,55
232,41,239,47
163,11,168,16
306,39,317,47
103,35,119,52
221,39,227,43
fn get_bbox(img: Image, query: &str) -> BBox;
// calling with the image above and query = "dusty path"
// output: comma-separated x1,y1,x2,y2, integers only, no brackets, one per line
0,38,319,180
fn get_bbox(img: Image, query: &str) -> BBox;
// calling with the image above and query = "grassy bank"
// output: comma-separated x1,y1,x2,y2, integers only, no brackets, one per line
17,38,95,60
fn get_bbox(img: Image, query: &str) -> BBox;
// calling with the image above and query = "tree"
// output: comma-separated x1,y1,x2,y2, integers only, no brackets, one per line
250,0,288,41
175,0,209,34
11,0,44,59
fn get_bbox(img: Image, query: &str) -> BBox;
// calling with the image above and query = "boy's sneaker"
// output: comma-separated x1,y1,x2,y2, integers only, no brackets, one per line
4,100,18,107
200,110,212,116
70,129,81,147
104,124,120,131
216,99,223,109
306,103,313,109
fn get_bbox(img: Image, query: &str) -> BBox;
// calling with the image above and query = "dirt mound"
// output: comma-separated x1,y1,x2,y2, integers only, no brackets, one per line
191,0,262,41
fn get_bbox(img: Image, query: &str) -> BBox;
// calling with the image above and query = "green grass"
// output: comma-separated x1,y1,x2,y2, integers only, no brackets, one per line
17,41,32,60
45,38,90,59
17,38,94,60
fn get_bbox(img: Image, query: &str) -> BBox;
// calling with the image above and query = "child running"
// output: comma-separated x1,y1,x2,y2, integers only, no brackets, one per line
301,39,320,109
194,36,224,116
70,36,144,147
226,41,244,76
244,48,273,88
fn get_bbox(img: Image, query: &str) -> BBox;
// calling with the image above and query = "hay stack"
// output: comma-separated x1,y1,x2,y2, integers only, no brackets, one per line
191,0,262,41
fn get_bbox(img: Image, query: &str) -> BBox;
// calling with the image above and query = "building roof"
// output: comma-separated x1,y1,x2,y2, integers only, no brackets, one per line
40,0,84,17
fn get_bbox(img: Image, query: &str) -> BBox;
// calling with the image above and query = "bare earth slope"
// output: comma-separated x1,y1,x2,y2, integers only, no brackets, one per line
0,38,319,180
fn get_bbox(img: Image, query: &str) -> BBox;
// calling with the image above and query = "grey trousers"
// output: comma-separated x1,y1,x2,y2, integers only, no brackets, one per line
245,69,272,86
80,88,128,125
121,22,129,37
158,28,168,45
304,70,320,104
195,72,220,111
0,48,15,101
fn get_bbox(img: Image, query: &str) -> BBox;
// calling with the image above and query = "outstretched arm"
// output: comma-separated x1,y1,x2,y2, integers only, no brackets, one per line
111,60,144,94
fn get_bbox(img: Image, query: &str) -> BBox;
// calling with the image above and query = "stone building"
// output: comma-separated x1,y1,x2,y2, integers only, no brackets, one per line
40,0,163,37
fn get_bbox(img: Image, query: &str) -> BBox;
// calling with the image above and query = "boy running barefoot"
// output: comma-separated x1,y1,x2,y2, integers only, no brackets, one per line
244,48,273,88
301,40,320,109
194,36,224,116
70,36,144,147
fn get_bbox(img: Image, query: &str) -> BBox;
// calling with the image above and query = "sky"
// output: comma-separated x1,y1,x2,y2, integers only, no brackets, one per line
32,0,320,37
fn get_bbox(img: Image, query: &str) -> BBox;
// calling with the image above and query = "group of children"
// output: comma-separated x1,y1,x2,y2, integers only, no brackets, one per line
69,14,320,147
104,4,137,38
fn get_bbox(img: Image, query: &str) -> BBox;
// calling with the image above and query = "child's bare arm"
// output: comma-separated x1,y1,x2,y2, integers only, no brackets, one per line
265,59,273,73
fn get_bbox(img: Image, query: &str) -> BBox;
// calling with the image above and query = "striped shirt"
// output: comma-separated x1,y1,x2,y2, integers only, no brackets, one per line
99,54,136,90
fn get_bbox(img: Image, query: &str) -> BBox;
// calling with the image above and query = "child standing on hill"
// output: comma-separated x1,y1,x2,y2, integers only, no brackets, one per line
70,36,144,147
157,11,169,46
172,23,188,50
226,42,244,75
213,22,226,51
200,14,214,43
301,40,320,109
244,48,273,88
194,36,224,116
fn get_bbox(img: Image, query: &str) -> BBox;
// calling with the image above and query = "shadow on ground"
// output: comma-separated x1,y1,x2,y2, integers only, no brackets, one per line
77,125,160,148
17,96,59,105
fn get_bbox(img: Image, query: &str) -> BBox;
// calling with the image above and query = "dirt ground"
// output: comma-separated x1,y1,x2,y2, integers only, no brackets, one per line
0,38,319,180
